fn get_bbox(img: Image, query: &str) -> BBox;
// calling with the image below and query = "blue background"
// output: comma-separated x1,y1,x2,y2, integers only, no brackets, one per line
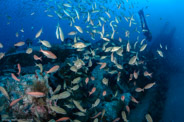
0,0,184,121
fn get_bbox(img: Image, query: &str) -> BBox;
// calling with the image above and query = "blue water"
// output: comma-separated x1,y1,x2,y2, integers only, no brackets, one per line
0,0,184,121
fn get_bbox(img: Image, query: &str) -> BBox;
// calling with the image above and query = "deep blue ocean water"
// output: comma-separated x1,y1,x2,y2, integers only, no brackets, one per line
0,0,184,121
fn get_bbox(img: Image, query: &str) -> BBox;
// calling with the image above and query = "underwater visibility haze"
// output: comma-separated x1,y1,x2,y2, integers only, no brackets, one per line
0,0,184,121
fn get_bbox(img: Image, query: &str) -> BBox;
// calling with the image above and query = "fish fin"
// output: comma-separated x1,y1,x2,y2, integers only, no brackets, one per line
40,56,42,61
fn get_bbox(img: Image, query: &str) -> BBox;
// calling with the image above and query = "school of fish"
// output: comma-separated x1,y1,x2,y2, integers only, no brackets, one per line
0,0,167,121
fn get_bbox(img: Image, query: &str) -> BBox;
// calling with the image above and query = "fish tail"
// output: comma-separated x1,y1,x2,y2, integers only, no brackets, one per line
38,39,41,43
40,56,42,61
40,47,43,52
89,92,92,96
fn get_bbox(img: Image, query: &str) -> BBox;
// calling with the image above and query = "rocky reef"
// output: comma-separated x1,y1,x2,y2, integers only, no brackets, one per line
0,40,167,122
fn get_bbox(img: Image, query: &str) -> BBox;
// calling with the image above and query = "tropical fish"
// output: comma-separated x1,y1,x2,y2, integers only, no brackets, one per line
72,77,81,84
88,59,92,67
0,43,3,48
56,117,70,122
126,105,130,114
10,97,23,107
108,70,118,75
116,48,123,56
91,98,100,108
0,86,10,99
19,29,23,32
101,24,105,36
40,48,57,59
115,63,123,70
140,44,147,52
68,31,77,36
26,92,45,98
111,47,121,52
71,85,79,91
50,94,59,100
57,91,71,99
140,38,146,45
133,70,139,79
117,72,121,82
35,28,42,38
73,100,86,113
115,17,119,23
50,106,67,114
39,40,51,48
33,55,42,61
101,109,106,119
73,120,81,122
135,88,144,92
144,82,156,90
63,10,71,17
100,56,107,60
102,78,108,86
47,14,53,17
0,52,5,60
72,42,87,48
58,26,64,42
134,41,138,49
125,31,130,38
53,85,61,94
121,111,127,122
129,55,137,65
63,3,72,8
126,41,130,52
105,11,111,18
56,25,59,39
14,41,25,47
35,63,43,73
11,73,20,82
73,112,85,116
15,32,19,37
112,118,120,122
102,90,106,96
17,63,21,75
70,66,78,73
74,9,79,20
85,77,89,84
89,87,96,96
121,95,125,102
91,112,102,119
74,26,83,33
129,73,133,81
87,12,90,22
145,114,153,122
74,36,77,43
30,12,35,16
105,47,112,52
144,71,152,78
91,76,95,81
46,65,60,74
157,50,164,57
131,96,139,104
64,104,74,109
98,62,107,69
26,48,33,54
